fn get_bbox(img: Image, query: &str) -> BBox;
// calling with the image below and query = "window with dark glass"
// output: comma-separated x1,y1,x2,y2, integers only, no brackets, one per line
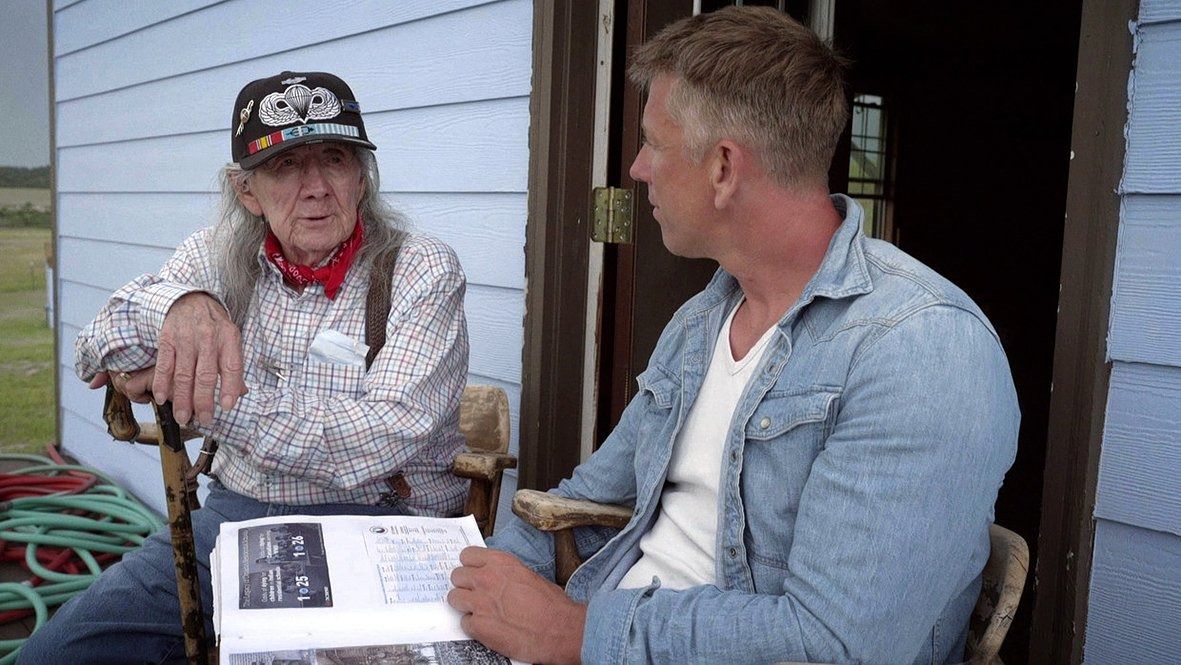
847,94,892,239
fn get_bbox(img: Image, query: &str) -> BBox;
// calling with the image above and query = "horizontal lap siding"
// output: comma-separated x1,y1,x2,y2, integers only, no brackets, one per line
54,0,222,56
1094,363,1181,536
1107,195,1181,366
57,99,530,193
1139,0,1181,27
1086,12,1181,664
1085,521,1181,663
56,4,531,147
55,0,499,100
53,0,532,516
1121,22,1181,193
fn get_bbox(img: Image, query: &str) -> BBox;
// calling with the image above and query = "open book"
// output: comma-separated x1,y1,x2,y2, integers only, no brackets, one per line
211,513,522,664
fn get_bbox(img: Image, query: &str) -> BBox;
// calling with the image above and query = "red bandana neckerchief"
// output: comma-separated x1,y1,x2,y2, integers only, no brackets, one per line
264,215,363,300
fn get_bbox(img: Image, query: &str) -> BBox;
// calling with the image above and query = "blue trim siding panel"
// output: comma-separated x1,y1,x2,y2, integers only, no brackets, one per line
1140,0,1181,25
1085,520,1181,664
1094,362,1181,536
1108,194,1181,366
1087,9,1181,665
1121,22,1181,193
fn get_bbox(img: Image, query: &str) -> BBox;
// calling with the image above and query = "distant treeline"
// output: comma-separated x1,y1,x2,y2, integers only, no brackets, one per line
0,166,50,188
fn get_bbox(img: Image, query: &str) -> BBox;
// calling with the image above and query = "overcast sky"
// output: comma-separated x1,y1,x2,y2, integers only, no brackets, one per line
0,0,50,168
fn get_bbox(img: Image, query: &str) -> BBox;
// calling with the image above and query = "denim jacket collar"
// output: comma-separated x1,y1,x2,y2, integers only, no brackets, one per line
687,194,874,329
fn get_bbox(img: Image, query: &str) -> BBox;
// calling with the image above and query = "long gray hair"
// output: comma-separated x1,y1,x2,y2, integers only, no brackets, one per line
213,147,407,325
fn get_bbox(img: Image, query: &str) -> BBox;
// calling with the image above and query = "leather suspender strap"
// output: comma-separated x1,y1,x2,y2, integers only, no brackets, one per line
365,241,413,503
365,242,402,370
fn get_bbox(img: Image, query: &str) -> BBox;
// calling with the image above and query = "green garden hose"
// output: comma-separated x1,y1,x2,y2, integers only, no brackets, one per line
0,452,163,663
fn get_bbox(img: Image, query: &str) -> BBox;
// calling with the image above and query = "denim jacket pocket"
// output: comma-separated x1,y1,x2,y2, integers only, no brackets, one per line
741,387,840,589
633,364,681,484
744,387,839,441
636,363,679,410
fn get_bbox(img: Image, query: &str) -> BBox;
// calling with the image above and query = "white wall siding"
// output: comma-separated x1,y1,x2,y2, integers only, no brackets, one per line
57,3,531,147
1085,7,1181,663
54,0,532,515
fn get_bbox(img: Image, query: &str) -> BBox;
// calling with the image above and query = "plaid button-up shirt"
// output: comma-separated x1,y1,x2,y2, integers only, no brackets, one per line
76,228,470,516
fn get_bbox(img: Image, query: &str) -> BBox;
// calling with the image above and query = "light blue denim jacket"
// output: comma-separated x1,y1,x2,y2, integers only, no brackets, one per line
490,196,1019,664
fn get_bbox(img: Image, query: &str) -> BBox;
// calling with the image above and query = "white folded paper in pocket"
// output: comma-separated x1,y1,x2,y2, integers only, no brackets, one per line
308,329,369,368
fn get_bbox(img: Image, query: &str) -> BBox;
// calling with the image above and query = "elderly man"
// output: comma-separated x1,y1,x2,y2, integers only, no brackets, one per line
448,8,1019,665
20,71,469,664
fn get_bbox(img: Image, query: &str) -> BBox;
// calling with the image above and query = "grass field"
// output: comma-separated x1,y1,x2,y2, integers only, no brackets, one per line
0,227,55,454
0,187,50,210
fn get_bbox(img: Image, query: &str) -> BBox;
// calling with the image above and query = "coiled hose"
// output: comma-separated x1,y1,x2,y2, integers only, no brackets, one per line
0,447,163,664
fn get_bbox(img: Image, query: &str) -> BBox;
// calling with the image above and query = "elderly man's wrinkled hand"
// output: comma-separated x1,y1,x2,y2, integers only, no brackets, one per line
153,292,247,426
448,547,586,665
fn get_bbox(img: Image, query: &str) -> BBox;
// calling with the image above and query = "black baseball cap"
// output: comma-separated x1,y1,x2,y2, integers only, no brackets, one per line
230,71,377,169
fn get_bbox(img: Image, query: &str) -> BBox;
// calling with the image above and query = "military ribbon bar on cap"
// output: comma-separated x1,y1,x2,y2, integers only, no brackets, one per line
247,122,362,156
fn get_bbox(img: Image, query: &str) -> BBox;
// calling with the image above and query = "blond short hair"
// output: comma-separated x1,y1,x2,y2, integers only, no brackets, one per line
629,6,848,186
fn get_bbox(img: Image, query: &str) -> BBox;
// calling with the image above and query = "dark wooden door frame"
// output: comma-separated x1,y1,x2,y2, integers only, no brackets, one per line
520,0,700,491
601,0,705,432
517,0,601,491
1028,0,1137,662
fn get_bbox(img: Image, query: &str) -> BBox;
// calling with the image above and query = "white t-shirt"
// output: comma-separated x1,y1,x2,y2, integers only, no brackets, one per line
618,300,777,590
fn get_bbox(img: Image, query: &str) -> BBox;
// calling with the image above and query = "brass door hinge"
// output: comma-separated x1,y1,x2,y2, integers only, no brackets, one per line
590,187,634,244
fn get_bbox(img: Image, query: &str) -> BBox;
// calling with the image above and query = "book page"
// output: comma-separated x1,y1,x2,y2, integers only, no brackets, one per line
366,519,475,604
224,639,511,665
213,514,520,663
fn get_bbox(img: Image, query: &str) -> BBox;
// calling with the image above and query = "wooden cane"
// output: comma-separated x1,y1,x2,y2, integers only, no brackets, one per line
103,388,209,664
103,388,202,511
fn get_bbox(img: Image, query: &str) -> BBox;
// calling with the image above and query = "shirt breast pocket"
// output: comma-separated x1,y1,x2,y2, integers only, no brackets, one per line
305,361,368,400
633,364,680,472
741,387,840,578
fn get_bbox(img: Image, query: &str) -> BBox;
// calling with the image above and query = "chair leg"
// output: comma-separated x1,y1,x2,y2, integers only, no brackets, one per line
464,479,494,538
554,530,581,587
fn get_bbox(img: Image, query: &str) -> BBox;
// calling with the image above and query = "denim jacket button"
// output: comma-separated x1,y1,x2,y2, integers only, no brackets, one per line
730,450,738,462
759,417,771,429
728,547,739,558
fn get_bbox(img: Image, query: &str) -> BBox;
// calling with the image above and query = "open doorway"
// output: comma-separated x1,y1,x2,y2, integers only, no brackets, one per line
832,2,1083,660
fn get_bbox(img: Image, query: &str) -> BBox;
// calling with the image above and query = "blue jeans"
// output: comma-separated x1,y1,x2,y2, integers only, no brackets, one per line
17,481,408,665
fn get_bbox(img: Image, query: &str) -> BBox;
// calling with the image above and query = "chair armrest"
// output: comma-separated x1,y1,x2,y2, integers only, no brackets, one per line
511,489,632,532
453,451,517,539
511,490,633,586
452,451,517,481
967,524,1030,663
